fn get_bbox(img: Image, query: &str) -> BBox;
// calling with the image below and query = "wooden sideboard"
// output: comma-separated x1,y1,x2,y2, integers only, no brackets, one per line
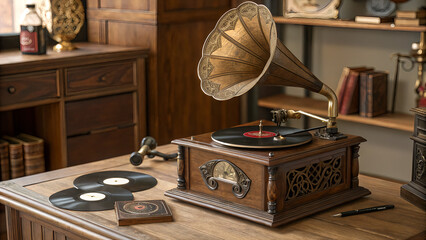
0,43,148,170
0,144,425,239
86,0,242,144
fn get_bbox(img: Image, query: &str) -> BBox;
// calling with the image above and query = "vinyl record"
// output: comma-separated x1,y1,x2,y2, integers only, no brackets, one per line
212,126,312,149
73,171,157,192
49,186,133,211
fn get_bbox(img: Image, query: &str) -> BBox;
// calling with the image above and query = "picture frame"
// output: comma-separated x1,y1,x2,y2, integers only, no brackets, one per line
283,0,341,19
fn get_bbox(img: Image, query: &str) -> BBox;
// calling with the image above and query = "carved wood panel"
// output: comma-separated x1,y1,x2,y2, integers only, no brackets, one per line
285,155,343,201
414,142,426,186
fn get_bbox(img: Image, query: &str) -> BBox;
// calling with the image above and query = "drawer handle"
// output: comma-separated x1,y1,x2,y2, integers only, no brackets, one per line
8,86,16,94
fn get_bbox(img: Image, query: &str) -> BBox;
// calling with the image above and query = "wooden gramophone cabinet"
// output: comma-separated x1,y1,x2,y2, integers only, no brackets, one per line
165,122,371,227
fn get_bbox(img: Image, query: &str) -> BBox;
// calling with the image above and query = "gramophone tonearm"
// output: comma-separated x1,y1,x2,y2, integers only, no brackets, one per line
130,137,177,166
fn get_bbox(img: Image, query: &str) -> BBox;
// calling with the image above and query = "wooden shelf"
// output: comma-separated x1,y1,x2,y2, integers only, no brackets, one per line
258,94,414,132
273,17,426,32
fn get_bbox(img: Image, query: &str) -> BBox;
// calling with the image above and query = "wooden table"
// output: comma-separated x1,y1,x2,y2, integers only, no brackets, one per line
0,144,424,240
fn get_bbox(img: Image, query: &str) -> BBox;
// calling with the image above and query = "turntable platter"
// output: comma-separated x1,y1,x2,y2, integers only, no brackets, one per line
211,126,312,149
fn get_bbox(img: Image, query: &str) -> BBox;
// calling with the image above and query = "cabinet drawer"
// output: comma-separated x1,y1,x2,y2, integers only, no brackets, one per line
0,71,58,107
66,93,134,136
67,126,135,166
100,0,148,10
66,61,134,95
415,114,426,139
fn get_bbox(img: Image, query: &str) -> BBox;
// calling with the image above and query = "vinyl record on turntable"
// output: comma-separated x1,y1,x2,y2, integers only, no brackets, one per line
73,171,157,192
212,126,312,149
49,186,134,211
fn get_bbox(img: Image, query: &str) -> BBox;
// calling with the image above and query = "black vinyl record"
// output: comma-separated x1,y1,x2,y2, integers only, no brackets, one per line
73,171,157,192
49,186,134,211
212,126,312,149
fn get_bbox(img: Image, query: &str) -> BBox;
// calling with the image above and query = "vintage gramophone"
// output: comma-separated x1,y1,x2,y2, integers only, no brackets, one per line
165,2,370,227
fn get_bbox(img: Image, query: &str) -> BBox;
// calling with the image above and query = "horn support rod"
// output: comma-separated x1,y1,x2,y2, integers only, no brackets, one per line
319,83,338,130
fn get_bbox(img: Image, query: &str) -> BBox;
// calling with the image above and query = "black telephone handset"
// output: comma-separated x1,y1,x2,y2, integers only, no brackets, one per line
130,136,177,166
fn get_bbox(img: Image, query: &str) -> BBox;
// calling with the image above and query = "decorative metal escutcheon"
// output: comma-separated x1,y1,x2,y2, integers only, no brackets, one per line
199,159,251,199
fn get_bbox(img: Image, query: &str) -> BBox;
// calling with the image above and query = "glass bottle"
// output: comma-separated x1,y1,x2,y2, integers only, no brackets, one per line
20,2,47,55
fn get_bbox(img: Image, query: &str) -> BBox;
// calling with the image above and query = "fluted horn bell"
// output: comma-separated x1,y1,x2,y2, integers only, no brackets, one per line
198,1,338,124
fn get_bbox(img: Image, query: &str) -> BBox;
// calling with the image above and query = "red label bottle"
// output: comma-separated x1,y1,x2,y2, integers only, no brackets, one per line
20,3,46,55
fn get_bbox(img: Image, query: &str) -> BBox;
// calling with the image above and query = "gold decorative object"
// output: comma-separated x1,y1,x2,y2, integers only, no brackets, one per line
37,0,85,52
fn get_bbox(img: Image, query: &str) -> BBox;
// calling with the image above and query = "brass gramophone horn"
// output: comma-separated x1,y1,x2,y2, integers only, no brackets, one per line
198,1,342,138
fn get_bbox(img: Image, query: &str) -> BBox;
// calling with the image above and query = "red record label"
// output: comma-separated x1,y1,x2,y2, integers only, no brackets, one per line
134,205,146,210
243,131,276,138
123,202,159,214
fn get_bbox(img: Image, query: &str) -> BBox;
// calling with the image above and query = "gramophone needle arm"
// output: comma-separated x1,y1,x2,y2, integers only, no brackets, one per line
296,110,329,123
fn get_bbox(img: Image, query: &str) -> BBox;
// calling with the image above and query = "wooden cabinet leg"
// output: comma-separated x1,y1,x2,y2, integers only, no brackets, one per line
177,146,186,189
5,206,21,240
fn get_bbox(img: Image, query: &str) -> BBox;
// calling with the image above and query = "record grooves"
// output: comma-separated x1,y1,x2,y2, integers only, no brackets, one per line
73,171,157,192
212,126,312,149
50,171,158,211
49,186,134,211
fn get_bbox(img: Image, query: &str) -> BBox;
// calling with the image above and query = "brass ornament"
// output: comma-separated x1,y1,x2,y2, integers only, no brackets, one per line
198,2,276,101
37,0,85,52
199,159,251,199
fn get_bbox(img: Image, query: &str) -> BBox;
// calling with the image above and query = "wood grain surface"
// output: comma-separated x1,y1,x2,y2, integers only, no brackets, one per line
0,144,424,240
87,0,241,145
0,43,148,170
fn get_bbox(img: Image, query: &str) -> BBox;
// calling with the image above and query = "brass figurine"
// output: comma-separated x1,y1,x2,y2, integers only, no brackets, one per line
37,0,85,52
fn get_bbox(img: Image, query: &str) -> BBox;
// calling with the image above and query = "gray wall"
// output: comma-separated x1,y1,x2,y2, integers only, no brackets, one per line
277,0,424,182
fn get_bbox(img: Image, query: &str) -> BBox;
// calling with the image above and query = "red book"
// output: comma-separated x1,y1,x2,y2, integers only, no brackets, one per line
340,68,373,115
336,67,351,110
337,66,370,113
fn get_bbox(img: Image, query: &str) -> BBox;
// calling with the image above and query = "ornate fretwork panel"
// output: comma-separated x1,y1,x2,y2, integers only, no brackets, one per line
414,143,426,185
285,156,343,201
199,159,251,199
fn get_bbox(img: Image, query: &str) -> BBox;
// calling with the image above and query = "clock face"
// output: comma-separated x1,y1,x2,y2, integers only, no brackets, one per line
213,161,237,182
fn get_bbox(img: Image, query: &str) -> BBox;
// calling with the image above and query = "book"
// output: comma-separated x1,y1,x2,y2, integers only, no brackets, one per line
359,71,388,117
359,71,371,117
16,134,45,176
355,16,394,24
339,67,373,115
337,66,370,112
2,136,24,179
0,139,10,180
396,10,426,19
336,67,351,108
115,200,173,226
394,18,426,26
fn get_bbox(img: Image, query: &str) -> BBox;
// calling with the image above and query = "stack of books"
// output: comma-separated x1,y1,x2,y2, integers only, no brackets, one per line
1,134,45,180
394,10,426,26
0,139,10,180
337,66,388,117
